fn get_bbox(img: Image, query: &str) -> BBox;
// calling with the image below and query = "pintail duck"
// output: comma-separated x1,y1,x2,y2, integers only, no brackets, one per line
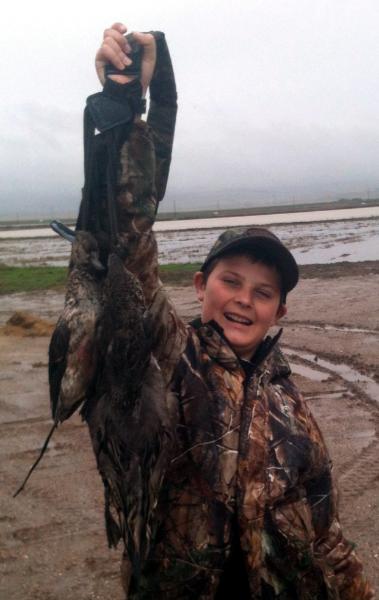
48,223,105,423
83,251,171,582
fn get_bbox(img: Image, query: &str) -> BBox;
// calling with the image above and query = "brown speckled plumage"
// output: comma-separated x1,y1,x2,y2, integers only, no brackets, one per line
48,231,104,423
83,253,172,583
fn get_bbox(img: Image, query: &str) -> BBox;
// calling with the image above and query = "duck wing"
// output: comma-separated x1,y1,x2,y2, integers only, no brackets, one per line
48,319,70,421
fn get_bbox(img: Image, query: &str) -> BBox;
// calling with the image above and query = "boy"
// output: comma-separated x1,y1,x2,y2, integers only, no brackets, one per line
90,23,373,599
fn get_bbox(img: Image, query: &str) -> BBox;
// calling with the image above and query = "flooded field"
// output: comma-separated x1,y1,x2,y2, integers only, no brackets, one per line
1,214,378,267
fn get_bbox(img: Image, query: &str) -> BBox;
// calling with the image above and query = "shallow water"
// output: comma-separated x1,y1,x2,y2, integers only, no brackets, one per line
290,361,330,382
1,205,378,239
0,212,378,267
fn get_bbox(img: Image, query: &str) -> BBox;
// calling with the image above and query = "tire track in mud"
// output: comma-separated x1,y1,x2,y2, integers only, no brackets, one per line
285,320,379,336
337,442,379,515
9,522,102,546
0,415,84,430
284,344,379,515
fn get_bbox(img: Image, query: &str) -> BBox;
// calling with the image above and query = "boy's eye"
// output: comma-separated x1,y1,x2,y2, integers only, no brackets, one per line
223,278,239,286
256,289,272,299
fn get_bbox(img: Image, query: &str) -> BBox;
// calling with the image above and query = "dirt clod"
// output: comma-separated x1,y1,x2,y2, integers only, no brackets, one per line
2,311,54,337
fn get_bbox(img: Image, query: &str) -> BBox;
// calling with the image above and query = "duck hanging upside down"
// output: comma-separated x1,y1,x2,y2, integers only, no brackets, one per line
83,252,171,582
48,224,105,423
49,224,172,578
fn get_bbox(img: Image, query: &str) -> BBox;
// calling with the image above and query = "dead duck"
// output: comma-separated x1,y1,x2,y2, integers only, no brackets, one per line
83,252,171,582
48,222,105,423
14,224,106,497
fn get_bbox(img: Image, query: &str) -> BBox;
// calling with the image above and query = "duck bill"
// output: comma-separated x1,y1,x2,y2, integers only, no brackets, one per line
50,220,76,243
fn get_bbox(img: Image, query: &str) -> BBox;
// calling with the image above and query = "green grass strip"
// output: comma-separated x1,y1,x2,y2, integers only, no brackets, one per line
0,266,68,295
0,264,201,295
2,261,377,295
160,263,201,285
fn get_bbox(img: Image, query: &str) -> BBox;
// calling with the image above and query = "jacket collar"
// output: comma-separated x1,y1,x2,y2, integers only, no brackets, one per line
190,318,291,381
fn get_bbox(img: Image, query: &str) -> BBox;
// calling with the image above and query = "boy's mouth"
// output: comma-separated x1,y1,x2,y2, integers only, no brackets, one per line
224,312,253,326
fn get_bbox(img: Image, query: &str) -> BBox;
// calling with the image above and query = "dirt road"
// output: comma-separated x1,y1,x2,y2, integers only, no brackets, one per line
1,264,378,598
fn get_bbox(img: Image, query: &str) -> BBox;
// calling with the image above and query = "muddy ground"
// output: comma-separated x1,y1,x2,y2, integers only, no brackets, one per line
0,263,378,599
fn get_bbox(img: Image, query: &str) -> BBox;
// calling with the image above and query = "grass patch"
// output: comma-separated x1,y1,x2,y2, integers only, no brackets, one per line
2,261,378,295
159,263,201,286
0,263,201,295
0,266,68,295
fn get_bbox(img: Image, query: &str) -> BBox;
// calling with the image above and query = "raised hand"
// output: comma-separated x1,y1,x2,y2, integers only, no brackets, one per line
95,22,156,96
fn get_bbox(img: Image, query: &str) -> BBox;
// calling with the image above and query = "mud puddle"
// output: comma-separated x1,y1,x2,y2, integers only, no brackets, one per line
289,361,330,382
285,346,379,404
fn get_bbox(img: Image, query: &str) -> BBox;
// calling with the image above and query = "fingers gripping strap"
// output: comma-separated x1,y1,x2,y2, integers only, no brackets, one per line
104,33,143,78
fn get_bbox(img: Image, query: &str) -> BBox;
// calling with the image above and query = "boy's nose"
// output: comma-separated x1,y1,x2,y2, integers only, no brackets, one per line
234,289,252,308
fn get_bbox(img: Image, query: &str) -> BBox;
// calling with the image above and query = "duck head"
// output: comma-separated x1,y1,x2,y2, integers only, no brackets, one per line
50,220,104,272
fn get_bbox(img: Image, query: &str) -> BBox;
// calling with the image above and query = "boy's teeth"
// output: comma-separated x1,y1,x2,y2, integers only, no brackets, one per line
225,313,252,325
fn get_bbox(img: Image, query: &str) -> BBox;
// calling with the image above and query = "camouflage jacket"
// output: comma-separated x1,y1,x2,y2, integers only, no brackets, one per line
111,121,373,600
90,56,372,597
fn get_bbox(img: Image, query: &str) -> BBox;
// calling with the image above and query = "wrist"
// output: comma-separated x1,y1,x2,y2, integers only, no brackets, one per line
102,78,146,115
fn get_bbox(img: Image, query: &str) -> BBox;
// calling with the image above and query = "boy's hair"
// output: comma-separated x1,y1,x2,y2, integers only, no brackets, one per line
201,247,287,304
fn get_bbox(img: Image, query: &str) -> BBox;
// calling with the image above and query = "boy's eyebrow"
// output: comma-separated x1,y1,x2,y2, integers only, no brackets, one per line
220,269,244,279
220,270,278,289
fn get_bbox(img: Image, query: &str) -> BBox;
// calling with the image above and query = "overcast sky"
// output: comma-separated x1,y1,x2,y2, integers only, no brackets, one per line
1,0,379,218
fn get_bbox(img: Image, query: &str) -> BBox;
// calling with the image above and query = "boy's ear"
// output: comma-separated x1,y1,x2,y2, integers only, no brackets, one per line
275,303,287,323
193,271,206,302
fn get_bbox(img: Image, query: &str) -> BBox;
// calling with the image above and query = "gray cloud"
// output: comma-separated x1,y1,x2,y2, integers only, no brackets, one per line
1,0,378,219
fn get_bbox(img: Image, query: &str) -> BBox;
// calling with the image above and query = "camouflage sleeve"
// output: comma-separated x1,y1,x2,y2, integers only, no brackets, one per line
114,118,186,383
147,31,177,202
114,31,177,232
298,394,374,599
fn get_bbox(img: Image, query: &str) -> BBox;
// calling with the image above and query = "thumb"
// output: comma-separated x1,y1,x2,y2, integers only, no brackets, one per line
132,31,155,48
131,32,156,95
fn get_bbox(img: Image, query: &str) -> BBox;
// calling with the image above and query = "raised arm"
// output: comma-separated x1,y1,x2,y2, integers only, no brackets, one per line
92,24,187,381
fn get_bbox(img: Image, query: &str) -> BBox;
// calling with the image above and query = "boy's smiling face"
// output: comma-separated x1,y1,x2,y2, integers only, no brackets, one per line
194,254,287,359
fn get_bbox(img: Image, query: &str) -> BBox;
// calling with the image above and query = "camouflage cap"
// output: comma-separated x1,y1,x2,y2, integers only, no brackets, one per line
201,227,299,294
